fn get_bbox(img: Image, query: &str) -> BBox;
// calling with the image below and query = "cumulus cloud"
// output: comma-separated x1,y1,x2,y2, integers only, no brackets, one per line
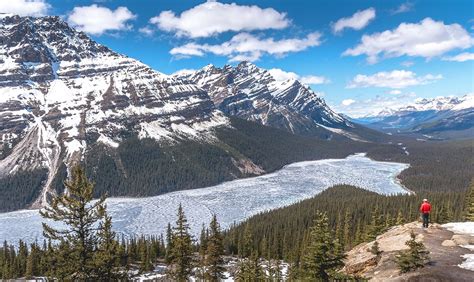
139,26,154,36
170,32,322,62
332,8,376,33
389,90,402,95
170,69,196,76
391,2,414,15
0,0,50,16
150,1,289,38
268,68,329,85
67,4,136,35
347,70,442,89
333,93,418,118
341,99,356,106
343,18,473,63
442,52,474,62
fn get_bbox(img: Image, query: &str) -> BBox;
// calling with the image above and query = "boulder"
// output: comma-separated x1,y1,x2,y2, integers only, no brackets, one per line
441,240,457,247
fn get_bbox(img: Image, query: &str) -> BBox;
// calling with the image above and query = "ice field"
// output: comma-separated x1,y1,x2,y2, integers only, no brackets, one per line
0,153,410,244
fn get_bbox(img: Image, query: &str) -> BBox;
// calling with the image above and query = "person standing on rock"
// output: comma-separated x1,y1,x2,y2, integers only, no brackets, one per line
419,199,431,228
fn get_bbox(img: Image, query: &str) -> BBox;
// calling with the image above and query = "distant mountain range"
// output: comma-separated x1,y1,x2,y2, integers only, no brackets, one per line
353,95,474,139
0,15,381,212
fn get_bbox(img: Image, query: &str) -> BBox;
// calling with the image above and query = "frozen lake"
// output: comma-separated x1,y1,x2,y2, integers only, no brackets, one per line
0,153,409,244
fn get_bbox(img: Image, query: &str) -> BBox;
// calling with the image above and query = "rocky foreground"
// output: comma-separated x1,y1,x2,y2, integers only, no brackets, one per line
343,221,474,281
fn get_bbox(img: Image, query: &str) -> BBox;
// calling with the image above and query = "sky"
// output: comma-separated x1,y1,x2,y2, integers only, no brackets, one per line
1,0,473,117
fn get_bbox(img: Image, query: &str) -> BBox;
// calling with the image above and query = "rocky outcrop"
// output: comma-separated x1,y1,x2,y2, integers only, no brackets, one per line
343,221,474,281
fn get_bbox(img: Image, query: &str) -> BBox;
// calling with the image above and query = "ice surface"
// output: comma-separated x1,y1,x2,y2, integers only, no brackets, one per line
0,154,409,244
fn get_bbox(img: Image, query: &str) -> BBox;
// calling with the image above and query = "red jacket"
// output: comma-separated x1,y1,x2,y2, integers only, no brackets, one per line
420,202,431,214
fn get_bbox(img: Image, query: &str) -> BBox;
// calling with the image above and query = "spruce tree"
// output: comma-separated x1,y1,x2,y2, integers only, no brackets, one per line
165,223,174,264
300,211,346,280
40,165,107,279
93,212,121,279
464,179,474,221
168,204,194,281
204,215,225,281
241,223,253,258
396,210,405,225
366,205,385,241
25,243,40,278
396,231,430,273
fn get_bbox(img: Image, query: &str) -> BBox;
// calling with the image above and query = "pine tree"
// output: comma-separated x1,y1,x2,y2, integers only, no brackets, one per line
464,179,474,221
370,241,382,257
241,223,253,258
40,165,107,279
366,205,385,241
197,224,208,279
139,240,152,273
165,223,173,264
396,231,430,273
204,215,225,281
300,211,346,280
396,209,405,225
168,204,194,281
93,212,121,279
343,209,352,249
25,243,40,278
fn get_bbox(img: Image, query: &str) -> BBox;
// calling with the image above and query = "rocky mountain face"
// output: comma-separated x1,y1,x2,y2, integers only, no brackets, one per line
176,63,373,141
355,95,474,139
0,15,229,207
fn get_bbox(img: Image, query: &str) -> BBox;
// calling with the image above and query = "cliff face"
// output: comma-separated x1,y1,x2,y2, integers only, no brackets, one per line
343,221,474,281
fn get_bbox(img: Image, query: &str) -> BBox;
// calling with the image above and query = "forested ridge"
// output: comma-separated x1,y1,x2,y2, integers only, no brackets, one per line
223,139,474,264
64,118,391,199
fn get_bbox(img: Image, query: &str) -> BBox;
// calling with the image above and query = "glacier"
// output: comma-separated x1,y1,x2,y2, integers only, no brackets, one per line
0,154,409,244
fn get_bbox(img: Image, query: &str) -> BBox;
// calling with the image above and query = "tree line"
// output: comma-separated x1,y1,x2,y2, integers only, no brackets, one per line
1,165,473,280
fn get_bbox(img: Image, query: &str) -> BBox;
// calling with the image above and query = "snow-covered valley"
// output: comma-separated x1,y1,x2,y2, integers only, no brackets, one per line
0,154,409,244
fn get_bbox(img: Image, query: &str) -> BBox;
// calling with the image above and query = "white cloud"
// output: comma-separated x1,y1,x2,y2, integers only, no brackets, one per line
341,99,356,106
170,32,322,62
442,52,474,62
300,75,330,85
391,2,414,15
0,0,50,16
268,68,329,85
332,8,376,33
333,93,418,118
67,5,136,35
150,1,289,38
344,18,473,63
139,26,154,36
347,70,442,89
389,90,402,95
401,61,414,67
170,69,196,76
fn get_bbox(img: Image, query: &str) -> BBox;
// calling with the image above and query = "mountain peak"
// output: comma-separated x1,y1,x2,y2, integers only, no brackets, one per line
0,14,229,207
175,62,354,137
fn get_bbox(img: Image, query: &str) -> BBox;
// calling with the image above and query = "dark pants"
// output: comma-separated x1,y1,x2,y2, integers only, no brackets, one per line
422,213,430,228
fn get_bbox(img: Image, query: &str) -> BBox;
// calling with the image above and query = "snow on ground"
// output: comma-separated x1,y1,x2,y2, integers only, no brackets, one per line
0,154,409,245
442,222,474,271
443,222,474,236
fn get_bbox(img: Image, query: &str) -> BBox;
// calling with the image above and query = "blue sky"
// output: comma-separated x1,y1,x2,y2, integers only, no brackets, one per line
3,0,473,116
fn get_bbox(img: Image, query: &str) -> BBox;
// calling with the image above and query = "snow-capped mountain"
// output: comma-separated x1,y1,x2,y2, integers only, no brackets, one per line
0,15,229,207
354,95,474,138
175,62,366,139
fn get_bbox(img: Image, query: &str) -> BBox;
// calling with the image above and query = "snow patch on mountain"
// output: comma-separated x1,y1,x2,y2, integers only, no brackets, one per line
175,62,355,137
0,15,230,207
